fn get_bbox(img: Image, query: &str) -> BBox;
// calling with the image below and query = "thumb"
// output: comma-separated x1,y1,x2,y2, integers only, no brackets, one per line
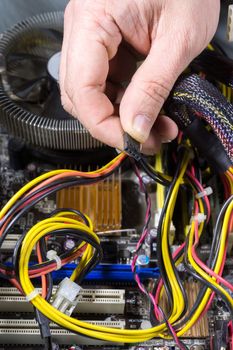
120,39,188,143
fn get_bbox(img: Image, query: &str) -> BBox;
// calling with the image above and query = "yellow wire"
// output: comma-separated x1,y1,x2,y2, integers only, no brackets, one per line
177,197,233,336
0,153,126,219
155,151,165,209
161,151,190,324
19,216,170,342
11,146,233,342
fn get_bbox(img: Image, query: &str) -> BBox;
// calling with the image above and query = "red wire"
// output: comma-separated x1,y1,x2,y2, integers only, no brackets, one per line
186,170,211,222
0,153,126,238
229,321,233,350
191,201,233,292
36,242,47,299
154,243,186,305
0,244,87,294
227,170,233,183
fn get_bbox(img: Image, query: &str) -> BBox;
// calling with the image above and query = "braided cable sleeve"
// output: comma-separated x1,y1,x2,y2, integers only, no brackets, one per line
170,74,233,161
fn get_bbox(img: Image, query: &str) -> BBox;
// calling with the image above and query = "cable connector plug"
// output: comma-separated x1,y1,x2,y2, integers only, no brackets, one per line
52,277,81,316
123,133,142,161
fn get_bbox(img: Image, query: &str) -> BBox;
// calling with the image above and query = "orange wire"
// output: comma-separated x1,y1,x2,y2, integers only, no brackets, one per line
26,153,126,196
227,169,233,183
36,242,47,299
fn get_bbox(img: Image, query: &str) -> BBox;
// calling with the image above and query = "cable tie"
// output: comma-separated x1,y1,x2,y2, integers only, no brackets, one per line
195,186,213,199
47,249,62,270
190,213,207,224
26,289,39,302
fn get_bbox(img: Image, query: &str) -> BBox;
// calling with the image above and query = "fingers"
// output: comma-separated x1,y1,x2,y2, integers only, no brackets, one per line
154,115,178,142
119,35,185,145
60,1,126,148
141,115,178,155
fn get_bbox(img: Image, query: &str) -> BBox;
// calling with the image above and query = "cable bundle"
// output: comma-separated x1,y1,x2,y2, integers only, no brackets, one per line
0,145,231,349
167,74,233,163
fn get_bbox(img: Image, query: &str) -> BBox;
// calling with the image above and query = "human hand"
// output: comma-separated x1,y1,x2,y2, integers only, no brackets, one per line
60,0,220,153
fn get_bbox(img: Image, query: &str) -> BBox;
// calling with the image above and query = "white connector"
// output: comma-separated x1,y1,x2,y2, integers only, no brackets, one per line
227,5,233,42
52,278,81,316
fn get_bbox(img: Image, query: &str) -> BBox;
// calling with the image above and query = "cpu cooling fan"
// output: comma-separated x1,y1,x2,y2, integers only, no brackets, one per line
0,12,103,150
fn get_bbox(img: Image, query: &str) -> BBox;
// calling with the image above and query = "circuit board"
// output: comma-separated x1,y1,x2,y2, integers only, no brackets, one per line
0,127,232,350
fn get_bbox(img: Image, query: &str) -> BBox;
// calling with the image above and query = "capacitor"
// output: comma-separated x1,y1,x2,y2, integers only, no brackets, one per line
137,254,150,266
64,238,76,251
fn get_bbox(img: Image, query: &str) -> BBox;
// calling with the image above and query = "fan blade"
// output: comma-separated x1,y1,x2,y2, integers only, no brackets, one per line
7,52,46,63
7,53,47,80
39,28,63,42
12,76,51,102
41,83,72,120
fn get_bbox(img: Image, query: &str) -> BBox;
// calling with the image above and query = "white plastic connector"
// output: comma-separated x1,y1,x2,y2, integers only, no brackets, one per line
195,186,213,199
190,213,206,224
52,277,81,316
46,250,62,270
227,5,233,42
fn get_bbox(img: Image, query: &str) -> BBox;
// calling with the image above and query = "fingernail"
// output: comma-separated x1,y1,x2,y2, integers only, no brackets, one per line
133,114,152,141
162,139,172,143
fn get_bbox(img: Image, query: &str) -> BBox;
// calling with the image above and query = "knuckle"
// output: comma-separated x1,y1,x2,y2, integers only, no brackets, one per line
88,125,99,140
136,79,171,106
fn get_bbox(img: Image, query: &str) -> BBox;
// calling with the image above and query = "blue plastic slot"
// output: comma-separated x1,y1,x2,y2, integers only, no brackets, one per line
51,264,160,281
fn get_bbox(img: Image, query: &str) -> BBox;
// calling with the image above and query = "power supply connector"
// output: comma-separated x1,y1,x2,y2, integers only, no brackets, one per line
52,277,81,316
123,133,142,161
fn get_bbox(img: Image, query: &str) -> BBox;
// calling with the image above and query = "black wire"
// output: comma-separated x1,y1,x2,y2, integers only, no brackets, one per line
0,179,90,252
156,306,189,350
138,157,170,186
44,336,53,350
156,148,188,319
208,195,233,264
132,161,151,255
39,238,53,302
75,249,100,284
0,160,124,251
183,255,233,316
12,228,103,282
174,195,233,329
186,176,208,229
9,234,83,278
150,244,186,326
48,208,90,227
